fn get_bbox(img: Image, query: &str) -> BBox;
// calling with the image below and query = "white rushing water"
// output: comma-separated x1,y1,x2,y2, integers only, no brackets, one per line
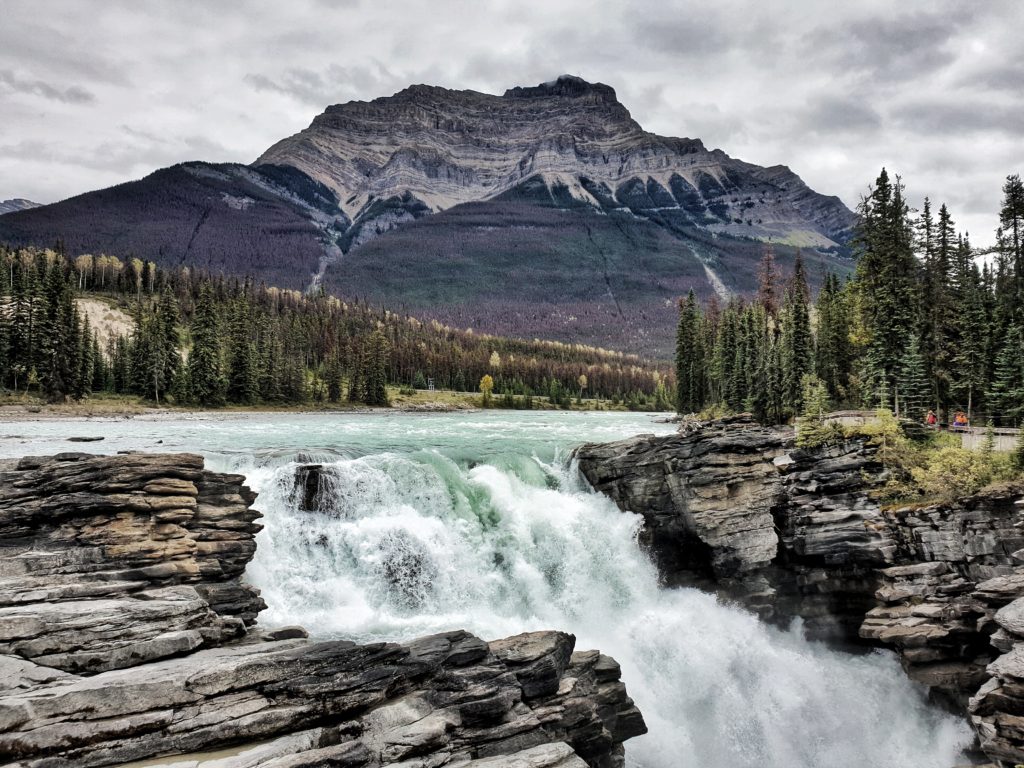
1,411,974,766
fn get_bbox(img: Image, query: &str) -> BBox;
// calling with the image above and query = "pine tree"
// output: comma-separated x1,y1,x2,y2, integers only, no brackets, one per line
814,273,851,403
326,353,343,403
780,253,813,415
988,323,1023,426
226,299,258,404
1000,174,1024,316
188,285,225,406
363,330,390,406
674,290,705,414
897,333,930,421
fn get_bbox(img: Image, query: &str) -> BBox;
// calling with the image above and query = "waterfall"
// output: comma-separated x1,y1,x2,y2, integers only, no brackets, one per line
243,449,973,768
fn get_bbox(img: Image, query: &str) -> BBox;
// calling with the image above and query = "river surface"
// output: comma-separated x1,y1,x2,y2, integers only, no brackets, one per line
0,411,973,767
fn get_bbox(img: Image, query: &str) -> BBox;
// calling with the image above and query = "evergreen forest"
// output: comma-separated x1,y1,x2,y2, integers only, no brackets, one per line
0,252,673,409
675,170,1024,427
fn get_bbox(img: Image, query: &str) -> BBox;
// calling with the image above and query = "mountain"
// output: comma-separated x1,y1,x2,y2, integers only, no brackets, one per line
0,76,857,356
0,198,40,215
0,164,343,290
260,76,854,251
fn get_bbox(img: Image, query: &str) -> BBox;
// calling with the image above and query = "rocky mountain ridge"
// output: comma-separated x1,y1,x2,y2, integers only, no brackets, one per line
0,452,644,768
260,75,855,249
575,417,1024,765
0,76,857,356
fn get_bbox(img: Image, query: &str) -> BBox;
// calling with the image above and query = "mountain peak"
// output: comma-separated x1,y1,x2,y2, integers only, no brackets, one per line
0,198,41,216
503,75,618,103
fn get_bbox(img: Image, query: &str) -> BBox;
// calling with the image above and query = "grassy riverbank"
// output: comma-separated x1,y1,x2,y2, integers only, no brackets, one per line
0,387,661,420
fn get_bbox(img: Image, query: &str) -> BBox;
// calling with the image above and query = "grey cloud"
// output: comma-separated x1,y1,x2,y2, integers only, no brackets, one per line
801,96,883,135
0,69,95,103
893,100,1024,135
245,63,402,106
631,17,730,56
967,61,1024,93
0,131,235,177
808,12,958,82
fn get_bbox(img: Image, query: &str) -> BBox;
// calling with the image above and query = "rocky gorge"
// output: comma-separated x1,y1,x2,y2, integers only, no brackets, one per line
0,451,645,768
575,416,1024,765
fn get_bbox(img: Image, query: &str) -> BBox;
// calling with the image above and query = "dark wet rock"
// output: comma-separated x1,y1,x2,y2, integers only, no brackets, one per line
0,453,643,768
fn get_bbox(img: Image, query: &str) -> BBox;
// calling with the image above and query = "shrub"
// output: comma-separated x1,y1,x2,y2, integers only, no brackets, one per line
796,374,842,448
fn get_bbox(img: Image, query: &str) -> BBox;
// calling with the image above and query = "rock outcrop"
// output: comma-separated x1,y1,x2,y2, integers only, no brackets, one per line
0,452,644,768
575,417,1024,765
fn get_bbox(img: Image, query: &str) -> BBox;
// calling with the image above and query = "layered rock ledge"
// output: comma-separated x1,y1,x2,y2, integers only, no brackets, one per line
0,452,644,768
575,417,1024,766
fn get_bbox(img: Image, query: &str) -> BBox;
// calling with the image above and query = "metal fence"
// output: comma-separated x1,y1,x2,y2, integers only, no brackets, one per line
822,410,1021,451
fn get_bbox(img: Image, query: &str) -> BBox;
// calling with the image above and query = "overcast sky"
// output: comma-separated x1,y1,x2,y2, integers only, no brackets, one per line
1,0,1020,244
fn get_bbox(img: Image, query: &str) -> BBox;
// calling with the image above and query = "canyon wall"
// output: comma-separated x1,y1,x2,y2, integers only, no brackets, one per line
576,417,1024,765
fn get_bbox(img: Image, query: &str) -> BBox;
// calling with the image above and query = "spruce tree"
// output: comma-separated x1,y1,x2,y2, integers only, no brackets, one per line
1000,174,1024,315
188,285,225,406
988,323,1023,426
363,330,390,406
814,273,852,403
780,253,813,415
897,333,930,421
796,374,836,448
674,290,704,414
853,168,918,407
154,285,181,401
757,244,779,320
326,353,343,403
226,299,258,404
950,242,988,420
751,335,784,425
72,315,93,400
347,342,365,403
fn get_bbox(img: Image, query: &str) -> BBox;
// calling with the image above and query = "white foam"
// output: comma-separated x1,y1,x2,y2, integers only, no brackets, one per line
244,451,973,768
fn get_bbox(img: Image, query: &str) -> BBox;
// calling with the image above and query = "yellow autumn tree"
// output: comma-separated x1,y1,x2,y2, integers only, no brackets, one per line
479,374,494,407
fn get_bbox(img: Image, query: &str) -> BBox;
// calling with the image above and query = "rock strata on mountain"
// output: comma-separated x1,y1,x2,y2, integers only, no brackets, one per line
260,76,855,249
0,452,644,768
575,417,1024,765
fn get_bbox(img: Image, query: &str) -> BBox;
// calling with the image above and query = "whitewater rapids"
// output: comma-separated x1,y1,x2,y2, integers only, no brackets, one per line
241,449,971,768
